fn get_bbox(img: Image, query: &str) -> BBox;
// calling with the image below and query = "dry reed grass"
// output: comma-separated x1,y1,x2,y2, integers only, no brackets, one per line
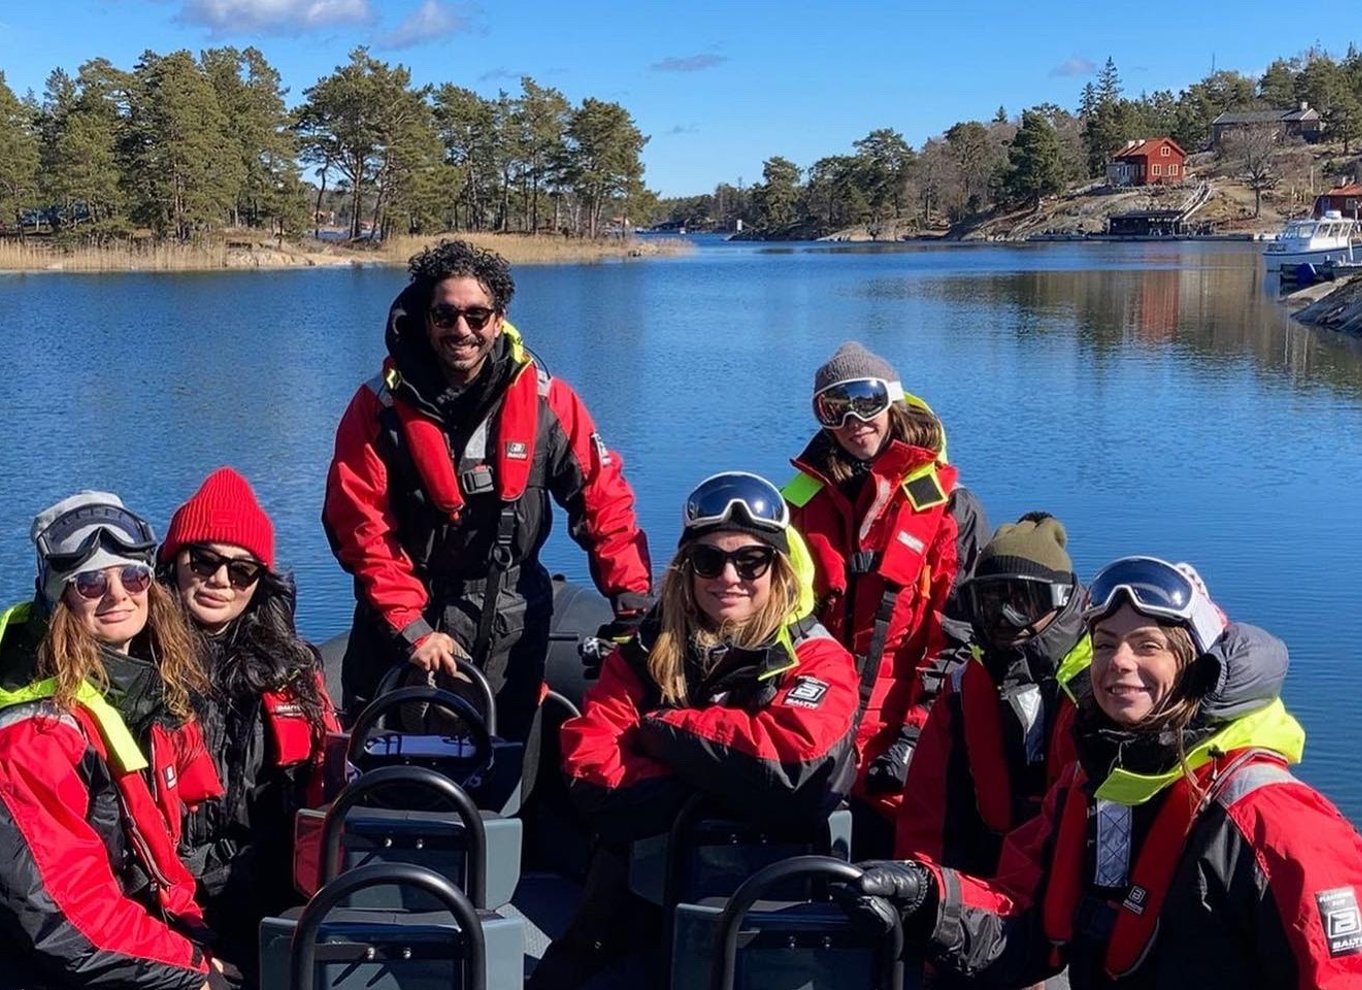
0,232,692,273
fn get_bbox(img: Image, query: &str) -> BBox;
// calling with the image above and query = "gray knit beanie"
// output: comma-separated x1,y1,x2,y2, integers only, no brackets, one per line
30,492,157,608
814,341,899,393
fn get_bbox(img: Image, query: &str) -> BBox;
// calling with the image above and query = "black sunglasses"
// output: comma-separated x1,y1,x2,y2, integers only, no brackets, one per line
428,304,496,331
687,544,776,581
71,565,152,600
186,545,263,590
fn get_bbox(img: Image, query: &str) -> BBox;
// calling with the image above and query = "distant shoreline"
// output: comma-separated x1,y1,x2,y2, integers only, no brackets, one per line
0,232,693,274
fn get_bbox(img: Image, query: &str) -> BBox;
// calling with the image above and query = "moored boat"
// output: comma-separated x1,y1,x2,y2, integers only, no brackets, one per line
1262,210,1360,271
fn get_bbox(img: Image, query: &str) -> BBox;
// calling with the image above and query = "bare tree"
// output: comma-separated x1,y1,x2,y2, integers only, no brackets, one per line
1220,128,1296,218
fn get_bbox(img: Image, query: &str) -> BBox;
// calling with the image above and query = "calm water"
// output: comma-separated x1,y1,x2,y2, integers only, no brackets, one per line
3,239,1361,821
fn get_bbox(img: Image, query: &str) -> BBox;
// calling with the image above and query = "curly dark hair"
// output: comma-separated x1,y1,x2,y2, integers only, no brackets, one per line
407,239,516,312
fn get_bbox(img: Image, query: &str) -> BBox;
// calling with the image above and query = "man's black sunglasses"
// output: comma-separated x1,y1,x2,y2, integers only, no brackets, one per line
428,304,496,331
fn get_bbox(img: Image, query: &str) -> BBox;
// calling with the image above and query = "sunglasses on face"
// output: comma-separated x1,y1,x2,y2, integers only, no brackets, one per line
428,304,496,331
687,544,777,581
186,546,263,589
70,565,152,600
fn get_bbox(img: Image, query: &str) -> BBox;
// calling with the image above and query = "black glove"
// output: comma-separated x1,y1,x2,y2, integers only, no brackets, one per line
858,860,933,912
864,737,914,795
596,591,655,642
832,860,935,934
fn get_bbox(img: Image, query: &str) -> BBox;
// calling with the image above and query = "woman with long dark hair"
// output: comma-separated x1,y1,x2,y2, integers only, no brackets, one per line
0,491,222,989
843,556,1362,988
158,468,337,982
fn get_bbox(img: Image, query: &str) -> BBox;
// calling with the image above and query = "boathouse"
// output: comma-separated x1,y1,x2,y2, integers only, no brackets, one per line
1313,184,1362,219
1107,210,1186,237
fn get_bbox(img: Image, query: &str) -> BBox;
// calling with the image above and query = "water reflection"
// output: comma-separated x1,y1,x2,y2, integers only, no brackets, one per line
2,242,1361,820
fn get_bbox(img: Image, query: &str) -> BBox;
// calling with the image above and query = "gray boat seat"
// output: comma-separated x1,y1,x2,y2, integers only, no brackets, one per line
670,856,905,990
628,801,853,906
261,862,523,990
295,764,521,910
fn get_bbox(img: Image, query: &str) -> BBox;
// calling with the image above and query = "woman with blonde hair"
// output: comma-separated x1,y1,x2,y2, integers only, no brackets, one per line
0,492,223,989
533,472,861,989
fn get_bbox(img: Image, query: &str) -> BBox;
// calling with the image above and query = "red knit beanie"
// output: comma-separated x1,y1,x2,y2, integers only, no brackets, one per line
159,467,275,569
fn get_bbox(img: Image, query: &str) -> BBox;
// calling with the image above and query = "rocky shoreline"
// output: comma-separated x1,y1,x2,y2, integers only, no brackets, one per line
1286,275,1362,334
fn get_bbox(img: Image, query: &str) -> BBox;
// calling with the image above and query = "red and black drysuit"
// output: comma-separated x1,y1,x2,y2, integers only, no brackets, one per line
910,623,1362,989
177,576,340,984
324,290,651,737
787,433,986,827
896,591,1088,875
532,614,860,989
0,602,223,990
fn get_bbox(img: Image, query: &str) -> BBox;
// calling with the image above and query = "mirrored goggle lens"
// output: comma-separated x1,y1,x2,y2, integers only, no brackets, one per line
683,473,789,532
813,378,892,428
1084,557,1195,621
966,578,1057,630
71,565,152,600
688,544,776,580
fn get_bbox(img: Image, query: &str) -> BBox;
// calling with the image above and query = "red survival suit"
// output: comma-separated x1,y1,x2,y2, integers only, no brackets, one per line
0,602,223,990
896,593,1090,874
914,623,1362,989
786,433,965,821
324,308,651,736
561,559,860,842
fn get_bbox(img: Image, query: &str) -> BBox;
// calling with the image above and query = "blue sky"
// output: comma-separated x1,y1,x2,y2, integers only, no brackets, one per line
0,0,1351,197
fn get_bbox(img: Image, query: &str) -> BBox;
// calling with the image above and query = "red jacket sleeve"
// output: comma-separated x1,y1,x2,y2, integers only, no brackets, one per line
560,649,688,842
0,717,207,990
896,676,957,860
1226,780,1362,988
323,385,432,643
543,378,652,602
636,635,859,825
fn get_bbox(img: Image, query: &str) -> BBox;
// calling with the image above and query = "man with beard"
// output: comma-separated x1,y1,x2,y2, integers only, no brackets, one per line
894,512,1088,874
324,240,653,738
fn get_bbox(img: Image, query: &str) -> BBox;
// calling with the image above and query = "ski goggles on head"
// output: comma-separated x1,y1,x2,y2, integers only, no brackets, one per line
812,377,905,428
963,575,1073,635
682,472,789,536
1082,556,1224,654
34,502,157,574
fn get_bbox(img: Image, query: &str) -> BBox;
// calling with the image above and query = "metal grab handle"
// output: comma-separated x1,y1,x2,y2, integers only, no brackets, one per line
709,855,904,990
320,764,487,908
346,685,493,772
289,861,485,990
374,658,499,737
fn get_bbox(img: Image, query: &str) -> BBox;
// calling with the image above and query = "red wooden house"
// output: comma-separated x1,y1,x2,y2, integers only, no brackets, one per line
1313,185,1362,219
1106,137,1188,187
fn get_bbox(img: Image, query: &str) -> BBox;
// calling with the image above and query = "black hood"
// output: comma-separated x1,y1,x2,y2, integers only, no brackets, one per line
976,581,1086,684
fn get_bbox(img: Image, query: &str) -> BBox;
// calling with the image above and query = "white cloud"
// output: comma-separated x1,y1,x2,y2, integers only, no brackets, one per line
378,0,469,49
1049,56,1096,78
651,54,727,73
179,0,370,34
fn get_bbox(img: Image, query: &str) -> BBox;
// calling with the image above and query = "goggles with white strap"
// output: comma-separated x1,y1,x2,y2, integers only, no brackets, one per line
1082,556,1225,654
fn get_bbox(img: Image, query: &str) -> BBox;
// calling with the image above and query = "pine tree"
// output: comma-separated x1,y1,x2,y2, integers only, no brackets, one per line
1007,109,1067,209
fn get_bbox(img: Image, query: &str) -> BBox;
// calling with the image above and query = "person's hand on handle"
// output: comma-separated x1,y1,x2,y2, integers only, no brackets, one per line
409,631,471,678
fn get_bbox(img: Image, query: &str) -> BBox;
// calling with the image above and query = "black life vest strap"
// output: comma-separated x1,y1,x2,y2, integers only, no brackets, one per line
470,502,519,687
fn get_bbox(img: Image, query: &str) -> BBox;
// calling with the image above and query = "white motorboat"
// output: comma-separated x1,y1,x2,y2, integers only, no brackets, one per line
1263,210,1360,272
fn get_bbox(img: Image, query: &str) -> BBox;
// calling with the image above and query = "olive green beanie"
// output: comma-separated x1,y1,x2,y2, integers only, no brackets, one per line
975,512,1073,584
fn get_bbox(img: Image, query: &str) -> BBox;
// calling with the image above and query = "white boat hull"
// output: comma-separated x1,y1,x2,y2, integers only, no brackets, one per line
1262,246,1357,272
